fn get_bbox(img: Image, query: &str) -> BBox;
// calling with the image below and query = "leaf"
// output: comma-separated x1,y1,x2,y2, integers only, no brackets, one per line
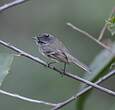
106,16,115,36
76,42,115,110
82,43,115,88
0,53,14,86
107,23,115,36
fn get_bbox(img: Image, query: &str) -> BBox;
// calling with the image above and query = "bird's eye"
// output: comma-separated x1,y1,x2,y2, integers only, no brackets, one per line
45,34,49,37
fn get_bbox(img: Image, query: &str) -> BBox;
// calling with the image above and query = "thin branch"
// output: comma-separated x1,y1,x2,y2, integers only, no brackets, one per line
66,22,113,54
0,89,56,106
0,39,115,97
98,24,107,41
98,7,115,41
63,71,115,96
52,70,115,110
0,40,47,66
0,0,29,12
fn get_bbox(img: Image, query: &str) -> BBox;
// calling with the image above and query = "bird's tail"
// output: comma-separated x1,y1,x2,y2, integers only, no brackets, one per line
67,54,91,73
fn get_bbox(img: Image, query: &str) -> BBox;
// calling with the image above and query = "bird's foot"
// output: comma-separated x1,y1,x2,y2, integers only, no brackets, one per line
47,62,57,67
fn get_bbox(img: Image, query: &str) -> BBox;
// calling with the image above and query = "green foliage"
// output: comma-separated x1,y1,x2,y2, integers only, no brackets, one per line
106,16,115,36
0,53,14,86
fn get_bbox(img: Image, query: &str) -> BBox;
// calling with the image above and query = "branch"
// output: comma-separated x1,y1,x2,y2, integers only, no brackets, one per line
52,70,115,110
0,40,47,65
0,39,115,97
98,24,107,41
0,89,56,106
0,0,29,12
66,22,113,54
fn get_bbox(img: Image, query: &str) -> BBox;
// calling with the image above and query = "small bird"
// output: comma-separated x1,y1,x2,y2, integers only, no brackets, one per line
32,33,91,73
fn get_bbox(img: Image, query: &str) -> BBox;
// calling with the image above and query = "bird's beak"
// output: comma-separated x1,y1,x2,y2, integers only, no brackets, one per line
32,37,37,40
32,36,42,44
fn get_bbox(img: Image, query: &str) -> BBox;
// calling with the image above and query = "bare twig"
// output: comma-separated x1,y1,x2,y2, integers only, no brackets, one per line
0,40,47,65
0,39,115,97
67,22,113,53
67,7,115,51
98,24,107,41
0,89,56,106
52,70,115,110
63,71,115,95
0,0,29,12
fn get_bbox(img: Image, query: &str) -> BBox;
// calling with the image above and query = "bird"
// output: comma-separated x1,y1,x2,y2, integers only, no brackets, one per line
32,33,91,73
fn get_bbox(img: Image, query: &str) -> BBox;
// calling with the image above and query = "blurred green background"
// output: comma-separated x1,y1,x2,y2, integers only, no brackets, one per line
0,0,115,110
